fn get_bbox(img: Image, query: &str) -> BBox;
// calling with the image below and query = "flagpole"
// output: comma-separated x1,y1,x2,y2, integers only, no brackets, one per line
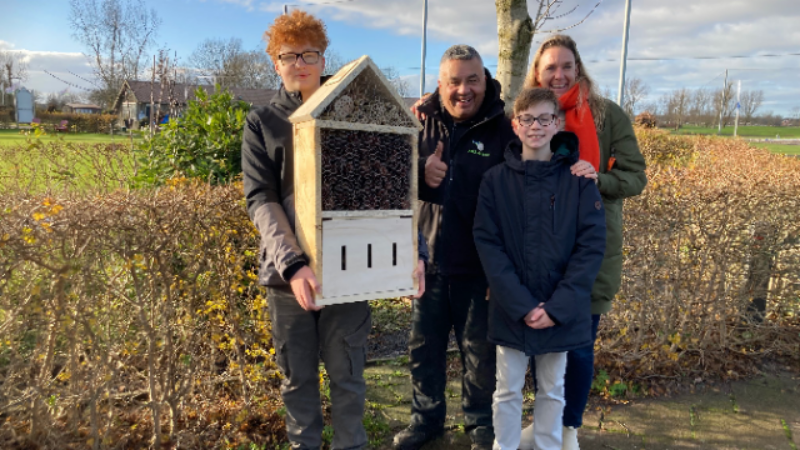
734,80,741,137
420,0,428,98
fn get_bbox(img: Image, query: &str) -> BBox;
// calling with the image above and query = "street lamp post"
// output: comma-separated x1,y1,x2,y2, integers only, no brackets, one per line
420,0,428,99
617,0,632,107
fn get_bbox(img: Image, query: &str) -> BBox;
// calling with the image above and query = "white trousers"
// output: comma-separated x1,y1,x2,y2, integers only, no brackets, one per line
492,346,567,450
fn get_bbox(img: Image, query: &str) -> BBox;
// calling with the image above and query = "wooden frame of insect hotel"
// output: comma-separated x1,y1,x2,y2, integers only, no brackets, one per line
289,55,423,306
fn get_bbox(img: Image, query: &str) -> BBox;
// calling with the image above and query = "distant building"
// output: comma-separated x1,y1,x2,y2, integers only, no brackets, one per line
112,80,278,129
112,79,421,129
64,103,102,114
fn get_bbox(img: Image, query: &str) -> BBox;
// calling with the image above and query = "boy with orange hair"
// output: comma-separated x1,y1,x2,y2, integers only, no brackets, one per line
242,10,426,449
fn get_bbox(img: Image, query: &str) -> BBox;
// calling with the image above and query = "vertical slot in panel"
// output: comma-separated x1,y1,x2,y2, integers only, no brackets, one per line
341,246,346,271
367,244,372,268
392,243,397,266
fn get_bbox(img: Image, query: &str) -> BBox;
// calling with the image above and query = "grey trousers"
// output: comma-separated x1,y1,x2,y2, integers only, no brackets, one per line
267,286,371,450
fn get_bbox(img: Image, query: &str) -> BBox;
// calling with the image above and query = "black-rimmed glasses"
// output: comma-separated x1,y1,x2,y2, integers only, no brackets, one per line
516,114,556,127
277,51,322,66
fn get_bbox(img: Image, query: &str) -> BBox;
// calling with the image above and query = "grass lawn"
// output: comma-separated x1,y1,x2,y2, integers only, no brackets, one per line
749,142,800,155
671,125,800,138
0,129,142,146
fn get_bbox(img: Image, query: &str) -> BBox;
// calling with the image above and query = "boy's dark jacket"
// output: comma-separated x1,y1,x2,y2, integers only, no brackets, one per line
473,132,606,356
416,70,516,276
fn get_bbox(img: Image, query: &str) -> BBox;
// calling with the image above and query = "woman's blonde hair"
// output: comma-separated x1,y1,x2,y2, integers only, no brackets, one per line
524,34,606,129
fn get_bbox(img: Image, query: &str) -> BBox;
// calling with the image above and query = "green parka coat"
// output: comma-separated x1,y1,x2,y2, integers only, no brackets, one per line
592,99,647,314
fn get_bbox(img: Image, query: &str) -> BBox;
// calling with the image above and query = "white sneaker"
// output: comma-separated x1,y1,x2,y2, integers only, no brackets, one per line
518,422,535,450
562,426,580,450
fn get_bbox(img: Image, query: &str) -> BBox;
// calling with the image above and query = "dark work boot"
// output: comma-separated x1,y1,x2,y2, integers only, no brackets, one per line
470,444,493,450
469,425,494,450
392,425,444,450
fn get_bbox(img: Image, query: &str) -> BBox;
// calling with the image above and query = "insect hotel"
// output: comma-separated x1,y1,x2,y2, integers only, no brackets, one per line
289,55,422,306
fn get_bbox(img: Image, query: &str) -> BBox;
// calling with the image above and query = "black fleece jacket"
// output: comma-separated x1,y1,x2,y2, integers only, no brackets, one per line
416,70,516,276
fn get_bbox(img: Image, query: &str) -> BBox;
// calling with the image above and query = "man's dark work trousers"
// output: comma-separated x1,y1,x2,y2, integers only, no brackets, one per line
267,286,371,450
408,273,496,444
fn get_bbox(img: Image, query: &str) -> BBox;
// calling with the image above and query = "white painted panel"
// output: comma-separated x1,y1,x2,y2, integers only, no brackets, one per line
321,210,413,219
320,217,415,303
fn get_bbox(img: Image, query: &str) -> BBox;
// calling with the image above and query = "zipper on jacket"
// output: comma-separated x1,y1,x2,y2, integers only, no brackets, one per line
449,122,457,183
550,195,556,234
449,158,454,182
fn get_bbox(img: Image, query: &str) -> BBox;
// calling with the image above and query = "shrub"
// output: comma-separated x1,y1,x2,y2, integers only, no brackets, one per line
0,179,287,449
136,85,250,186
1,130,799,448
596,132,800,395
38,112,118,133
635,111,657,129
0,137,285,449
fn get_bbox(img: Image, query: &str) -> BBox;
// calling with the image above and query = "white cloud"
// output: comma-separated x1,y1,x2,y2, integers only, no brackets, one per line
6,1,800,114
1,40,95,97
259,0,800,115
218,0,256,11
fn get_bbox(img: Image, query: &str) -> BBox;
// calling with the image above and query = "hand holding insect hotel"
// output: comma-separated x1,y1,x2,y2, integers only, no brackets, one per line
289,55,423,305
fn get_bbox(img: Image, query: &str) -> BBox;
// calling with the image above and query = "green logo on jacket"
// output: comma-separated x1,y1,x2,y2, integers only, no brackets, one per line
467,140,490,157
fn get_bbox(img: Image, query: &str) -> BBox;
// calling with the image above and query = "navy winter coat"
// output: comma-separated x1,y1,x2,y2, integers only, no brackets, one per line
473,132,607,356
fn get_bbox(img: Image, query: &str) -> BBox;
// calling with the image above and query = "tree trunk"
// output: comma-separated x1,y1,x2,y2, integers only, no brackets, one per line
496,0,534,115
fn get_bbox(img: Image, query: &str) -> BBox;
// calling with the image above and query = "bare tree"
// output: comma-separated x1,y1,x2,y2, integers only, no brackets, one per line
0,51,28,105
69,0,161,108
0,51,28,87
713,81,735,128
380,66,411,98
495,0,602,114
740,89,764,125
190,38,281,89
661,88,690,129
689,88,713,126
322,49,347,77
189,38,241,87
756,110,783,127
601,85,614,100
622,77,649,119
237,51,282,89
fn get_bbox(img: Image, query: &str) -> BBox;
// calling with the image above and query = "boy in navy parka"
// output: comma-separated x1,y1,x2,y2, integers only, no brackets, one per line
473,88,606,450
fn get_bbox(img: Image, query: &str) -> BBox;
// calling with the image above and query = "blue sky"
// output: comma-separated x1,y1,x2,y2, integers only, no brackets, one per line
3,0,799,116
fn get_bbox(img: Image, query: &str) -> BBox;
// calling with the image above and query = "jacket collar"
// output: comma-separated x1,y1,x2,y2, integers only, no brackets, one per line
271,75,333,114
504,131,580,173
417,68,506,129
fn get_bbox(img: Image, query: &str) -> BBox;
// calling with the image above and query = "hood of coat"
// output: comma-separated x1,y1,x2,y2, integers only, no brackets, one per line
503,131,580,173
417,69,506,127
271,75,333,115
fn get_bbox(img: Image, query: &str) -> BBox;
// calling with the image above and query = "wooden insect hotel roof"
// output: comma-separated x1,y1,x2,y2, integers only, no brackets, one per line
290,55,422,130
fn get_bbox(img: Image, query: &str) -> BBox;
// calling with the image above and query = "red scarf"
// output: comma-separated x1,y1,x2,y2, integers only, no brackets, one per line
558,83,600,172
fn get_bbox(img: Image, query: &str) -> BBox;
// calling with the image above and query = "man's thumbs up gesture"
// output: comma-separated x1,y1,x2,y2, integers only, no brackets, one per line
425,141,448,188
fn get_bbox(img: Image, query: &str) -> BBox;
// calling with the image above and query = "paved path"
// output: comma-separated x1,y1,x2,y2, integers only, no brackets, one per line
364,359,800,449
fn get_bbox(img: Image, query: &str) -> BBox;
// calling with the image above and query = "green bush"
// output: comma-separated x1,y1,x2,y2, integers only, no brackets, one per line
136,85,250,186
39,111,118,133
